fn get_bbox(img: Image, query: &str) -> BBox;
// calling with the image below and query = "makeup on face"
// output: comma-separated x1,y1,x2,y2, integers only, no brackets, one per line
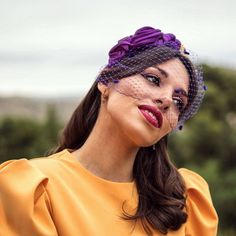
110,59,189,129
138,104,163,129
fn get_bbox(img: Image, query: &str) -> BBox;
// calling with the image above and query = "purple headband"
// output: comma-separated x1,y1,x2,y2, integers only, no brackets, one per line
108,26,184,66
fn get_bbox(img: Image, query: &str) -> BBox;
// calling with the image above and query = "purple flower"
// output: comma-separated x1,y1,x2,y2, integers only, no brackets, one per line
130,27,163,46
108,26,182,65
108,36,133,66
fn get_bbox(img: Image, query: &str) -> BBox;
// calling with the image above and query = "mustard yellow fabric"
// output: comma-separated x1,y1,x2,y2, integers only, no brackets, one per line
0,149,218,236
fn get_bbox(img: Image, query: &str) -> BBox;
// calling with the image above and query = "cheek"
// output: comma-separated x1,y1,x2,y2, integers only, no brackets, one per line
106,96,151,145
106,93,134,129
106,95,171,146
106,94,137,128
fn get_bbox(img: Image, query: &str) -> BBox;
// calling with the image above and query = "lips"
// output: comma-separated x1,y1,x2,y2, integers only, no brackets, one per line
138,104,163,128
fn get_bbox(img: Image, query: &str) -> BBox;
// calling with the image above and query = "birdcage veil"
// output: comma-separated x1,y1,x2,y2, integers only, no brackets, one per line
97,27,206,130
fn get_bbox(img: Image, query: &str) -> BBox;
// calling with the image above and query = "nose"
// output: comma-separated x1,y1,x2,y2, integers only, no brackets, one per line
154,96,172,111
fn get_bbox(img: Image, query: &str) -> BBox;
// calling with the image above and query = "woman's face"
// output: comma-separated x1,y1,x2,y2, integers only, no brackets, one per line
99,58,189,147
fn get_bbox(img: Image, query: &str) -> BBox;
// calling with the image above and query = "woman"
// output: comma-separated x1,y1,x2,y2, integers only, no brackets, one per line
0,26,218,235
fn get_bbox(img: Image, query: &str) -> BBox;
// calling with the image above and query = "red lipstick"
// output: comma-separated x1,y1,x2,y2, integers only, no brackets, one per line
138,104,163,128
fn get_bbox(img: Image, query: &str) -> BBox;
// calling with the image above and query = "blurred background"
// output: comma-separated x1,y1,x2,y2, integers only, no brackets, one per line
0,0,235,235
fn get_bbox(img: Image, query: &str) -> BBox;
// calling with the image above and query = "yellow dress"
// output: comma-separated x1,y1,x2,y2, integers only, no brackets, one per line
0,149,218,236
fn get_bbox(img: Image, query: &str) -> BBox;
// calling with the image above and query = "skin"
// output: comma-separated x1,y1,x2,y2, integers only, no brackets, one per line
72,58,189,183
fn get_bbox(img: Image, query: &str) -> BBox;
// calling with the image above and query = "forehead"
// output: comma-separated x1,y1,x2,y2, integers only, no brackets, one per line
149,58,190,91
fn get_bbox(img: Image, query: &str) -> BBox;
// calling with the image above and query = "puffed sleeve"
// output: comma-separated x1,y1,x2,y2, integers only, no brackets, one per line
179,168,218,236
0,159,58,236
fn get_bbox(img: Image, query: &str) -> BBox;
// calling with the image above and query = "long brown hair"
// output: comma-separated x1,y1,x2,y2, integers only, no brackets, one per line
52,46,200,234
53,82,187,235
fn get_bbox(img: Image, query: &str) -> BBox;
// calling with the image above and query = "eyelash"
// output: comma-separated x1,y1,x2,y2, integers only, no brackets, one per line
141,73,186,112
173,97,185,113
141,73,161,86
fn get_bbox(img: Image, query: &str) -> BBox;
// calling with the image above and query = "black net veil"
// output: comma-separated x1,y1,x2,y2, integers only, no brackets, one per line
96,34,206,131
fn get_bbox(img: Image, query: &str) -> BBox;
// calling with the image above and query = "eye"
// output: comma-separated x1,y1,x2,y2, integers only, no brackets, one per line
173,97,185,113
141,73,161,86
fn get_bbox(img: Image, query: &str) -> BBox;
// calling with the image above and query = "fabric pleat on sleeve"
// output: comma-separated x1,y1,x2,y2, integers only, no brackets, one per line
0,159,58,236
179,168,218,236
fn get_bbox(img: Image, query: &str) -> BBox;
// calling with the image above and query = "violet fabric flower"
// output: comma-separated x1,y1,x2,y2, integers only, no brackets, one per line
130,27,163,46
108,36,133,66
108,26,182,66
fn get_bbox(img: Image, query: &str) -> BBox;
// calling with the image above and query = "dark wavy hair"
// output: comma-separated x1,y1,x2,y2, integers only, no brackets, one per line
52,48,198,235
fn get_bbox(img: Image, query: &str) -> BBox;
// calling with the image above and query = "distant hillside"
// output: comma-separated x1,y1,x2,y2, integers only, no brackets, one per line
0,96,83,123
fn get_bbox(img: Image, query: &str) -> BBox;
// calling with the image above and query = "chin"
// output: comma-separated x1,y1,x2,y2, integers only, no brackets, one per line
136,136,162,147
123,124,165,148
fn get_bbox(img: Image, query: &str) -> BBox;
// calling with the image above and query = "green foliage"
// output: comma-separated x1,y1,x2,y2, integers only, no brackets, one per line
0,105,62,162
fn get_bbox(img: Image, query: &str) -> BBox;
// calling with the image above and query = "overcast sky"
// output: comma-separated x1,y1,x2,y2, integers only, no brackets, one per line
0,0,235,97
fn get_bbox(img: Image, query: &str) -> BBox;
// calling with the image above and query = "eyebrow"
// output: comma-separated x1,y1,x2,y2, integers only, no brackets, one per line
151,66,188,97
152,66,168,78
174,88,188,98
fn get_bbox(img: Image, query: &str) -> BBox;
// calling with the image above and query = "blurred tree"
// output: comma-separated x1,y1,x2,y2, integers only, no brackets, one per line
0,117,43,162
0,105,62,163
41,104,62,152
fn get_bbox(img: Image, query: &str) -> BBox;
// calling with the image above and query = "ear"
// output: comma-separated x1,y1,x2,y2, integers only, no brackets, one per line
97,82,109,97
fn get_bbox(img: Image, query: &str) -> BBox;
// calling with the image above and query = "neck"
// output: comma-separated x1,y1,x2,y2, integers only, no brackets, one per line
72,109,139,183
